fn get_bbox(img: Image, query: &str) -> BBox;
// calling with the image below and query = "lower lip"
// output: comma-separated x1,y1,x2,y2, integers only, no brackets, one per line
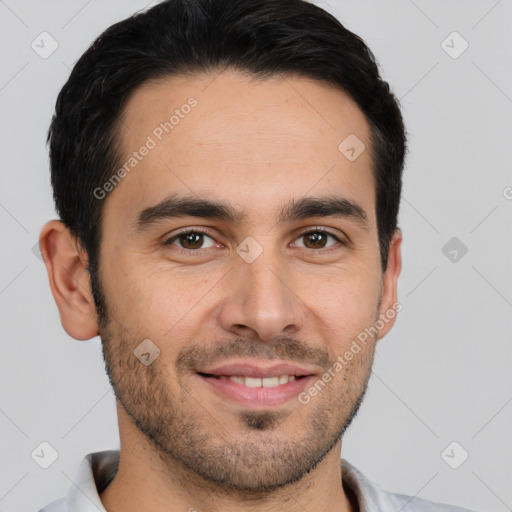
196,374,316,408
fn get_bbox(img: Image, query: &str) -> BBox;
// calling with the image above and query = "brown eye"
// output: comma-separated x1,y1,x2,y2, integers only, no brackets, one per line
303,232,328,249
165,230,217,250
178,232,204,249
294,230,343,250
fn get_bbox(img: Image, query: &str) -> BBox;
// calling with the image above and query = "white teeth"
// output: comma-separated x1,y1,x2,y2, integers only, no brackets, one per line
262,376,279,388
244,377,262,388
224,375,297,387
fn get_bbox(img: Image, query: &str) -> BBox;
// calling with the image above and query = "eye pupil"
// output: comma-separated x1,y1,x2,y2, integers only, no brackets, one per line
181,232,203,249
304,232,327,249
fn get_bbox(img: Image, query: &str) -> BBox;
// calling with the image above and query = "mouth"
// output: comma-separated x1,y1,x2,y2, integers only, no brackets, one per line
198,372,308,387
195,362,317,408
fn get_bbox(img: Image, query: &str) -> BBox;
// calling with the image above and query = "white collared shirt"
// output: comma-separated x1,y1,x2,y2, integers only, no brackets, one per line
38,450,477,512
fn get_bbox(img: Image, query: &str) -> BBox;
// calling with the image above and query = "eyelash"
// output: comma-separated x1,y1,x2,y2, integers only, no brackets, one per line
163,227,346,254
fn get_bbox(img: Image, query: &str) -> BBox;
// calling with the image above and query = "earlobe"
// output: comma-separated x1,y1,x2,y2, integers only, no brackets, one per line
376,228,403,341
39,220,100,340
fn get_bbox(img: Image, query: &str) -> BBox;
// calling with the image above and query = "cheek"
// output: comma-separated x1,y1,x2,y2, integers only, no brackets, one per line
102,257,217,342
302,268,381,346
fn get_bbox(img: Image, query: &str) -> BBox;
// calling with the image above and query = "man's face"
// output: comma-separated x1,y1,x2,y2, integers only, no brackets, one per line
96,70,396,491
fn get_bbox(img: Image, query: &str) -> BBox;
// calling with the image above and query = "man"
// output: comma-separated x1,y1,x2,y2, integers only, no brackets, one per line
38,0,476,510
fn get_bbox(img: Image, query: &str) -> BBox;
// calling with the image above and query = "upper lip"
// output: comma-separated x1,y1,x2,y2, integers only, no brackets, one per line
196,361,316,378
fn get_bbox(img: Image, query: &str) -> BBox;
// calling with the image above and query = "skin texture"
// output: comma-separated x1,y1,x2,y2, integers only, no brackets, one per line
40,69,402,512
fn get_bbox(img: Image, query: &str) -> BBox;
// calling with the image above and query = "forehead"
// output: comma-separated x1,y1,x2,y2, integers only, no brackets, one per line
106,69,375,227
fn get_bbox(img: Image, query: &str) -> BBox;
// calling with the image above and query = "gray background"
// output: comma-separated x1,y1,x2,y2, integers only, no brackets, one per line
0,0,511,510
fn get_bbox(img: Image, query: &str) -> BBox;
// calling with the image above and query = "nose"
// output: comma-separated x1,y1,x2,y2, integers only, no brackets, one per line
218,252,304,343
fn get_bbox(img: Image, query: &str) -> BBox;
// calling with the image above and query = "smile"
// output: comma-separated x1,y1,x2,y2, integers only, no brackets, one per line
201,374,299,387
196,372,315,408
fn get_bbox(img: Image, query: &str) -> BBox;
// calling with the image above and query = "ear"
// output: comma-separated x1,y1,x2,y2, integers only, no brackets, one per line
39,220,100,340
376,228,402,341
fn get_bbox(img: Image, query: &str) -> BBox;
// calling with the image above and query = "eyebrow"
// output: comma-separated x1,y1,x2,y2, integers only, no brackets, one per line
134,193,370,231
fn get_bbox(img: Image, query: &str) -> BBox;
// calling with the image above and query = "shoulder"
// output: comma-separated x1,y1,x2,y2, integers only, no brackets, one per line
341,459,478,512
377,488,477,511
37,496,67,512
